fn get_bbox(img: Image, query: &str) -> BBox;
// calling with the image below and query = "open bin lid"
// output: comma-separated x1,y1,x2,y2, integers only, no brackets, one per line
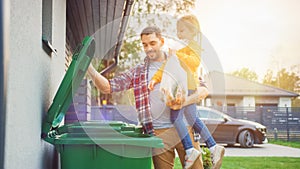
41,36,95,139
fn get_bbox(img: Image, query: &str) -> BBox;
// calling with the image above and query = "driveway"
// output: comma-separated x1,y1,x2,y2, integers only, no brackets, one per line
224,143,300,157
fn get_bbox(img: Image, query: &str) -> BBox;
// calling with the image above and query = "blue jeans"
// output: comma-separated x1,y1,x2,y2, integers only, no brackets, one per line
170,90,216,150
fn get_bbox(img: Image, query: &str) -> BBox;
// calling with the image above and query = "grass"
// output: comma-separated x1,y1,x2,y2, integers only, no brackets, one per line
269,139,300,148
221,157,300,169
173,157,300,169
169,140,300,169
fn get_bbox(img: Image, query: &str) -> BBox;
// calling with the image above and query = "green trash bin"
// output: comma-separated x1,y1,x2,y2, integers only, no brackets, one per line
41,36,164,169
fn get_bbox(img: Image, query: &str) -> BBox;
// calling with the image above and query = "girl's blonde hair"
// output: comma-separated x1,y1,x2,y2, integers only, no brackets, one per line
177,14,200,36
177,14,202,50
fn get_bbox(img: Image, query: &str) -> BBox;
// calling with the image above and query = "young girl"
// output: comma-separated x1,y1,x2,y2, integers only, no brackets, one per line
148,15,224,169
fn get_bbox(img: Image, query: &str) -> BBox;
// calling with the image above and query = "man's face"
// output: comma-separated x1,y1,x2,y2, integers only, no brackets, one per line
141,33,164,61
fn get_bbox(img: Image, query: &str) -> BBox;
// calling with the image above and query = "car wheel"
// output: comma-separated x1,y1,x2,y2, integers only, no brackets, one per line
238,130,254,148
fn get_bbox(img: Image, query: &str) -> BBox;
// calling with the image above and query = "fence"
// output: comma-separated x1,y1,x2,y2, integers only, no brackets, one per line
211,106,300,141
88,104,300,141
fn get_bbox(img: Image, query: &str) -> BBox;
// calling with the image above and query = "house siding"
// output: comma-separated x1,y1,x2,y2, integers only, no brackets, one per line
5,0,66,169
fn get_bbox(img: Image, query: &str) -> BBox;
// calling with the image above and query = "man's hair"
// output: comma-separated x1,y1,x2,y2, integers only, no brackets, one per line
140,26,162,38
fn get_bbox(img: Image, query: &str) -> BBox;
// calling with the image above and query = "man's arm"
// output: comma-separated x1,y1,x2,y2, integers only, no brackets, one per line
182,77,209,107
182,86,208,107
87,65,111,94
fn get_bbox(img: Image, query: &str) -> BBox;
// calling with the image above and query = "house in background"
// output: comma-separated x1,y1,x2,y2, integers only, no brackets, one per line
1,0,133,169
202,72,300,136
204,71,299,109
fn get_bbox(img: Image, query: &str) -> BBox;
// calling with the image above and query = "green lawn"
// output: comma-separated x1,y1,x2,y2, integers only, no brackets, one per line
173,157,300,169
269,139,300,148
169,141,300,169
221,157,300,169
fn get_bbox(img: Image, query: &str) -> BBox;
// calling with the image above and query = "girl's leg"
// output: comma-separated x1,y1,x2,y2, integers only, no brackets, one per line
184,103,216,148
170,108,194,150
171,108,201,169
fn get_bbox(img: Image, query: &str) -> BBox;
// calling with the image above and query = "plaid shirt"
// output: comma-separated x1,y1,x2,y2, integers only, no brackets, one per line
109,57,154,135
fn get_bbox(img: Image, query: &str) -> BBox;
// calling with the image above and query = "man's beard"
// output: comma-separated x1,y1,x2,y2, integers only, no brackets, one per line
146,49,161,61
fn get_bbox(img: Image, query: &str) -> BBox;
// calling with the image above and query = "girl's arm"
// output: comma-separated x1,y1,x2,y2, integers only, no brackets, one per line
148,62,166,90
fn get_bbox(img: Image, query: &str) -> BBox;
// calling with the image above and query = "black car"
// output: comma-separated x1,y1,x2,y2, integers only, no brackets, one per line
196,106,268,148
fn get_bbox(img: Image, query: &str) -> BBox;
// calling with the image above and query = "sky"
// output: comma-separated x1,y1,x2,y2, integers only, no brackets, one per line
192,0,300,81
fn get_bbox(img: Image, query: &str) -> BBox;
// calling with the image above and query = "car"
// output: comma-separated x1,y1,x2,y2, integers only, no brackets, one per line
196,106,268,148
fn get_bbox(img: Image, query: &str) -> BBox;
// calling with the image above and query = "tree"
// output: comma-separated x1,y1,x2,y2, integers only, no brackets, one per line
263,68,299,92
263,68,300,107
230,67,258,82
263,69,274,85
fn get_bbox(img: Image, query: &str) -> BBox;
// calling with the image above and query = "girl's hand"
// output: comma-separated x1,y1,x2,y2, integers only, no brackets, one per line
148,80,157,91
168,48,177,57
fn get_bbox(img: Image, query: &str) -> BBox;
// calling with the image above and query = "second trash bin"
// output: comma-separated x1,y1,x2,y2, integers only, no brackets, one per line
41,36,164,169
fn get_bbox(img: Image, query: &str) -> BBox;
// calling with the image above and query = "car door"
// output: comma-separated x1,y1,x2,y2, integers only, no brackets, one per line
198,109,236,143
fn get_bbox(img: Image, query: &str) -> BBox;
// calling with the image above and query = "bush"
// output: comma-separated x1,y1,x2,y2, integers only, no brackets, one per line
201,146,212,169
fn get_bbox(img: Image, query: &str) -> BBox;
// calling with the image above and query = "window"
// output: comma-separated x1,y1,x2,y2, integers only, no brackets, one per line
198,109,223,120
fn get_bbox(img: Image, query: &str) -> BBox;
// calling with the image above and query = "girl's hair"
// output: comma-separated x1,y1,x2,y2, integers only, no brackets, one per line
178,14,203,51
177,14,200,35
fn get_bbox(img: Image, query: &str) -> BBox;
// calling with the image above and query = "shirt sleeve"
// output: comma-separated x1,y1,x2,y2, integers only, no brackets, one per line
142,122,154,135
109,68,134,92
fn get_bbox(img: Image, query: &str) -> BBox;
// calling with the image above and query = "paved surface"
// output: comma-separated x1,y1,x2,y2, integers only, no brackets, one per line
224,143,300,157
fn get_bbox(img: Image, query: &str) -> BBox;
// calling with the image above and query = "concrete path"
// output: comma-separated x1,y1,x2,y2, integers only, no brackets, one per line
224,143,300,157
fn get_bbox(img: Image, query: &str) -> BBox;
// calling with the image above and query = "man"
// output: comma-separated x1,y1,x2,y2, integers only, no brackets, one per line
88,26,222,169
